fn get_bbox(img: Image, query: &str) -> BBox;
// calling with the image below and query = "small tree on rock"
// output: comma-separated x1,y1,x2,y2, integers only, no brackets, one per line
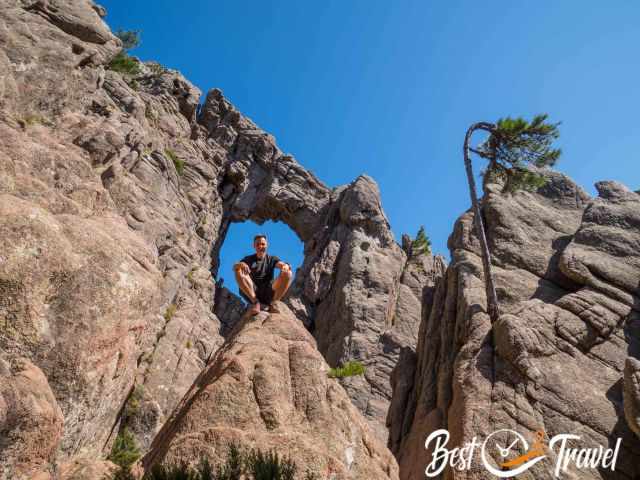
463,114,561,323
109,29,142,75
115,29,141,51
411,226,432,256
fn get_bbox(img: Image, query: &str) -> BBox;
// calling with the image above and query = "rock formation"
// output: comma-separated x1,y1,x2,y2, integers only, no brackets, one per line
0,357,63,479
142,305,399,479
0,0,438,476
392,174,640,479
286,175,447,442
1,1,638,479
625,357,640,438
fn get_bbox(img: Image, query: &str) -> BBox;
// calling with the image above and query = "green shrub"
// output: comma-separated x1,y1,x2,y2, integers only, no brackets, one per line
18,114,52,128
216,443,243,480
109,52,141,75
164,304,177,321
109,29,141,76
328,360,365,378
246,449,296,480
147,461,199,480
165,149,185,175
123,385,144,423
187,268,197,283
198,458,214,480
143,443,299,480
108,429,140,472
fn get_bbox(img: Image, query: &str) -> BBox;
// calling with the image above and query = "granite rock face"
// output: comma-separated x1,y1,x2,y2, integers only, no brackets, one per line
0,357,64,480
4,1,638,479
142,305,400,480
0,0,435,473
0,130,163,458
625,357,640,438
387,244,447,455
285,175,448,442
393,175,640,479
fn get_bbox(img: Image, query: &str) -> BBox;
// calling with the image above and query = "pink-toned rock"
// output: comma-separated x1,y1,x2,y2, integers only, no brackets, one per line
143,304,399,480
0,357,63,480
0,191,163,457
1,0,441,457
57,457,118,480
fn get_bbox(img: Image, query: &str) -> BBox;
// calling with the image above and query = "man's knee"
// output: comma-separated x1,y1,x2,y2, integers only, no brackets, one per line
280,268,292,281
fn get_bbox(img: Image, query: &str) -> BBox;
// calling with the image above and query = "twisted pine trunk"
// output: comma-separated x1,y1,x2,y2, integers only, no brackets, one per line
463,122,501,324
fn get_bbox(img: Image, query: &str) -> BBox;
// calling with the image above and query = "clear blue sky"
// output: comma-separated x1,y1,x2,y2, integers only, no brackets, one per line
100,1,640,294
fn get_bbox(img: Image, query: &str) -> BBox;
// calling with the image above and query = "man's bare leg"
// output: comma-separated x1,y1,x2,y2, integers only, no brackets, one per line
235,269,260,314
270,269,293,311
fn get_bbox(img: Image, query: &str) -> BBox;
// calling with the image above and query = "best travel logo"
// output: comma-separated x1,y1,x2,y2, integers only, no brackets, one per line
424,428,622,478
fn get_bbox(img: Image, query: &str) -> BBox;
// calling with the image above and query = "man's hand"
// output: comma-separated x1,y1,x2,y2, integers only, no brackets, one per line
276,261,291,273
234,262,250,275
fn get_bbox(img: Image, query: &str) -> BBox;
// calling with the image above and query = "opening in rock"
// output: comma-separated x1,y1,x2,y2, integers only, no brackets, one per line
217,220,303,295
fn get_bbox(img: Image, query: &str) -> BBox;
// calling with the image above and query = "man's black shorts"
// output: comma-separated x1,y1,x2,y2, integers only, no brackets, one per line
239,280,274,305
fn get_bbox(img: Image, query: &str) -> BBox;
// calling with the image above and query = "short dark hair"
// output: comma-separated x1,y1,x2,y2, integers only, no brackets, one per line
253,234,267,243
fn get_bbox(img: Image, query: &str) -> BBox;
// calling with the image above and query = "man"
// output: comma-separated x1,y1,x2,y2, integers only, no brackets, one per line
233,234,292,315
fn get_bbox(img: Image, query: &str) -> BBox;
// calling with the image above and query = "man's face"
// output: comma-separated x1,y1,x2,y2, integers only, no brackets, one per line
254,237,268,257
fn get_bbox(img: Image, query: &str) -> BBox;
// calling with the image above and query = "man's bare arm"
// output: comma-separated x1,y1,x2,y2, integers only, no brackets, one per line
234,262,250,274
275,261,291,272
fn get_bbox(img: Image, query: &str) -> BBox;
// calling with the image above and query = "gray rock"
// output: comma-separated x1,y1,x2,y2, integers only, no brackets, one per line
624,357,640,438
213,285,246,338
395,173,640,479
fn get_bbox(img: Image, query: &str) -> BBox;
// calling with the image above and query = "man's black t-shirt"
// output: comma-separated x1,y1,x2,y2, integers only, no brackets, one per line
240,253,280,288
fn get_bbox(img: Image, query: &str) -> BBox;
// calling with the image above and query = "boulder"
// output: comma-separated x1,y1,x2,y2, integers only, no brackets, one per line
0,357,63,480
142,304,399,480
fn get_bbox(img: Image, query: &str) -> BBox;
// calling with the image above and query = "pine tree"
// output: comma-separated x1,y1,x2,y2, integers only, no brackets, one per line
463,114,561,323
109,30,142,75
411,226,432,256
115,29,141,51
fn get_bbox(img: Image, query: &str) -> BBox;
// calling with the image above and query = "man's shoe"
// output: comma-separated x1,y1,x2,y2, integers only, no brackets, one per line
249,301,261,316
268,303,280,314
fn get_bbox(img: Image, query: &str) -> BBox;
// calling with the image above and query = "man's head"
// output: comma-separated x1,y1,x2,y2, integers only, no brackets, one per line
253,234,268,258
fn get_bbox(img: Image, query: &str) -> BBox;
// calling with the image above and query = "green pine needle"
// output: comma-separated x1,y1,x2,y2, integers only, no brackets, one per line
477,113,562,192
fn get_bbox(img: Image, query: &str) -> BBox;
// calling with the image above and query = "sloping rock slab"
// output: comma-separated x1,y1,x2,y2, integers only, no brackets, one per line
143,305,399,480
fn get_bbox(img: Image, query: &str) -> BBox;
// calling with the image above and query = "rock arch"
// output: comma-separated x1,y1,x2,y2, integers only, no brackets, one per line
200,85,447,443
0,3,444,472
